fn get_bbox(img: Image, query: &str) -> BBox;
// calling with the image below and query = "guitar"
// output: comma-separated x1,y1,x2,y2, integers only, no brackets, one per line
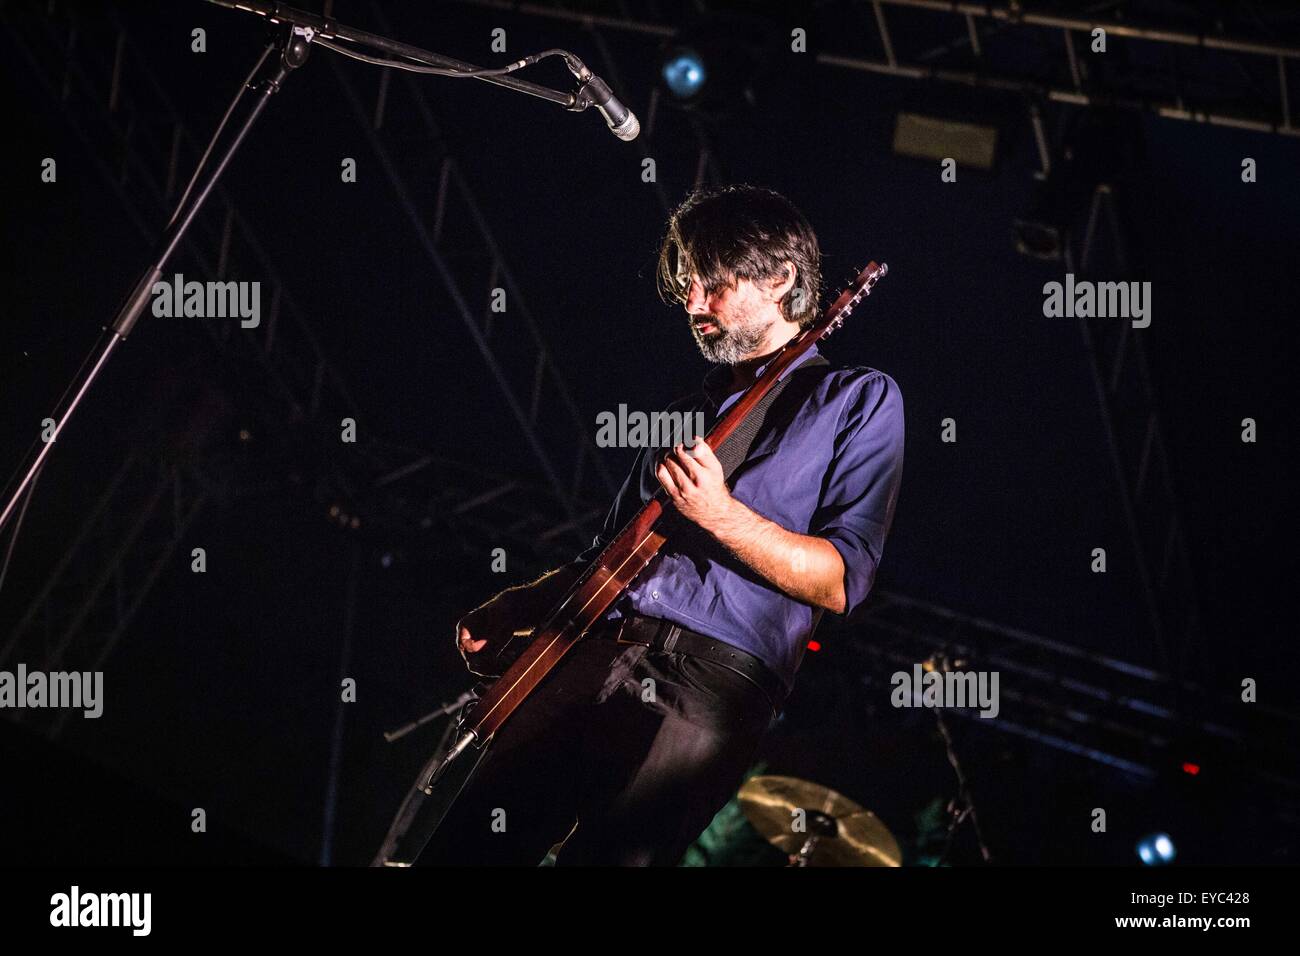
437,262,888,767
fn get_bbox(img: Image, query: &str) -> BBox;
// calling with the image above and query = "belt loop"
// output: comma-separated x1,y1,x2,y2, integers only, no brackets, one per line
662,624,681,653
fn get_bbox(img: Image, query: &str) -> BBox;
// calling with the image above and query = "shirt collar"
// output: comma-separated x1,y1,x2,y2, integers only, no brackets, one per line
702,340,821,410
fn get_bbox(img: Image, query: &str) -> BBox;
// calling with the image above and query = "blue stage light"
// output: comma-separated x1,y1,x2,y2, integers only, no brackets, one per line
1136,832,1177,866
663,49,707,99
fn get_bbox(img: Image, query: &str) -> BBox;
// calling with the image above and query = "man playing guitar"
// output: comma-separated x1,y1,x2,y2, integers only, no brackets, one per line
416,184,905,866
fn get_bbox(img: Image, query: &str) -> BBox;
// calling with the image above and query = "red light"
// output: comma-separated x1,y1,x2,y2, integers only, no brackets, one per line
1181,762,1200,776
807,640,821,652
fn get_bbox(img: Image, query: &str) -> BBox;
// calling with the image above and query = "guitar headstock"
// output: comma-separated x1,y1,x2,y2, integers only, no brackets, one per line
820,261,888,338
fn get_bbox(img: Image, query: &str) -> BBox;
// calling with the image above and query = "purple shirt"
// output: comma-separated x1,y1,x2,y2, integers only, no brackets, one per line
574,344,905,695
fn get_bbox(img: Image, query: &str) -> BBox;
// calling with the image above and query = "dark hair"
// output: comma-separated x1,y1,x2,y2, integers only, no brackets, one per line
656,184,822,329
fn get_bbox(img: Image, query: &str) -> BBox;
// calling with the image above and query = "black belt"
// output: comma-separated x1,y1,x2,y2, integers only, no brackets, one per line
595,613,786,717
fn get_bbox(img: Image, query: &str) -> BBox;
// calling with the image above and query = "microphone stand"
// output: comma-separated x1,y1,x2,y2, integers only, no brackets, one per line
382,690,476,744
370,686,491,867
1,0,623,541
927,647,995,865
0,28,310,535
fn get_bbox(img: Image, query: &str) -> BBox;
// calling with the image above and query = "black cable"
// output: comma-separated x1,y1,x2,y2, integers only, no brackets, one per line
315,36,572,79
170,41,274,227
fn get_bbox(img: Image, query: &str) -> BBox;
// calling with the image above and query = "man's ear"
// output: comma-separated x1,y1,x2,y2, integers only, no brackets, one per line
768,261,798,302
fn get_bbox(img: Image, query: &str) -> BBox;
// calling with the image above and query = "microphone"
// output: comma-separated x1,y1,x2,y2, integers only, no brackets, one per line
579,74,641,141
562,54,639,141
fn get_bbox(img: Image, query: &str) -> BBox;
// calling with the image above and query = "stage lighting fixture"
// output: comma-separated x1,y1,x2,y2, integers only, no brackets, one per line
1013,106,1143,261
1136,832,1177,866
656,14,781,120
663,48,707,100
893,112,999,171
1013,171,1070,261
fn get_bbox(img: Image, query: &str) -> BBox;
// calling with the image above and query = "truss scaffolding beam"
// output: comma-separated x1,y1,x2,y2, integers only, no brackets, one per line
846,590,1300,796
453,0,1300,137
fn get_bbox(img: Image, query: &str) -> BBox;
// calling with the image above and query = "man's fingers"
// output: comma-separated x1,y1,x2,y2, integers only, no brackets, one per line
663,456,691,491
655,461,680,497
671,443,701,483
687,437,717,467
459,626,487,653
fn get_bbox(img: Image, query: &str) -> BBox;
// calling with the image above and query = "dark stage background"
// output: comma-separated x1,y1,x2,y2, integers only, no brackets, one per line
0,0,1296,867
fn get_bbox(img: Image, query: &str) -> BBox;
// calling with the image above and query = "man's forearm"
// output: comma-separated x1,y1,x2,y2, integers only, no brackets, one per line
704,498,847,613
653,439,848,613
457,563,585,660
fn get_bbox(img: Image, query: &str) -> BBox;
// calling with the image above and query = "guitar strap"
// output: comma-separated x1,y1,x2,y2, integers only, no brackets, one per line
709,352,832,478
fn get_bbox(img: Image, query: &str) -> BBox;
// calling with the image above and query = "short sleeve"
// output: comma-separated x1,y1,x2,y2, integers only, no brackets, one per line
810,371,905,617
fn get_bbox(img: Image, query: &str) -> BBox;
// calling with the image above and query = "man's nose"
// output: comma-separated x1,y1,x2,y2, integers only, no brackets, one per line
684,279,710,315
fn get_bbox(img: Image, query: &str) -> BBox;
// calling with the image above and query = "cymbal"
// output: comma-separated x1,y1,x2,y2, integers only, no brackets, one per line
737,775,902,867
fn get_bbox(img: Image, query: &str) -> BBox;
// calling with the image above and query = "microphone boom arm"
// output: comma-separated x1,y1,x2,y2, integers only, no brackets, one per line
207,0,599,114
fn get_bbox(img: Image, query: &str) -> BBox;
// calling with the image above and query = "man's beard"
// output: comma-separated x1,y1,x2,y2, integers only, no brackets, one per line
691,306,771,364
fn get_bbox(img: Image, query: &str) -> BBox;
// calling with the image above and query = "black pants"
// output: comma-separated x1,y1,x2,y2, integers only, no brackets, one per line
416,622,779,866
